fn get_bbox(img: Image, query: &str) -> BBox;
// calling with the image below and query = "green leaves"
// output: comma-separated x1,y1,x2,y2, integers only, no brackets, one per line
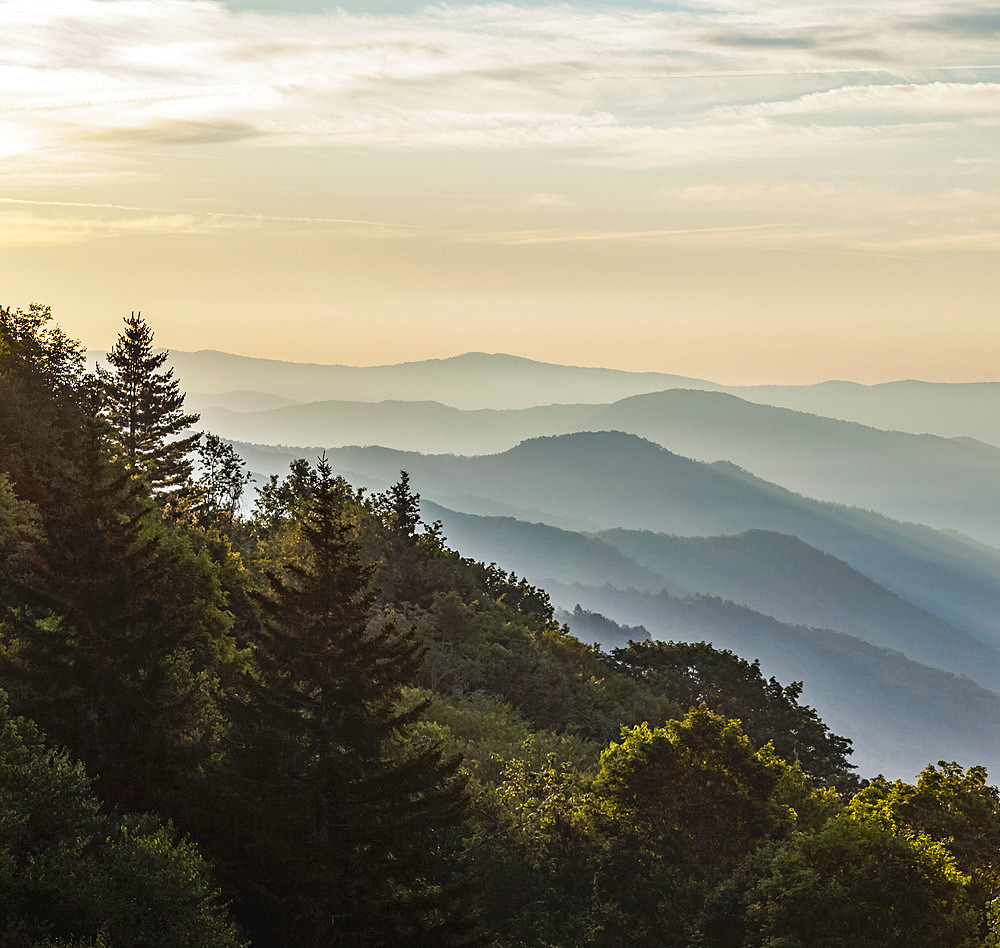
732,815,978,948
0,693,246,948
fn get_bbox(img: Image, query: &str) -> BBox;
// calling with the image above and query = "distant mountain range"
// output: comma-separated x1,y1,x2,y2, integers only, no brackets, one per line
138,346,1000,779
239,431,1000,647
424,503,1000,778
423,502,1000,689
191,387,1000,545
120,348,1000,445
544,579,1000,780
125,349,719,410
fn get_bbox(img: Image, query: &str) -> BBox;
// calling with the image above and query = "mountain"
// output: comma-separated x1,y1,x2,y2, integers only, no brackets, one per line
186,390,302,413
732,379,1000,444
237,432,1000,646
196,398,591,454
195,388,1000,544
543,580,1000,780
96,347,1000,441
421,501,678,593
109,349,719,409
555,605,651,651
583,390,1000,545
425,502,1000,693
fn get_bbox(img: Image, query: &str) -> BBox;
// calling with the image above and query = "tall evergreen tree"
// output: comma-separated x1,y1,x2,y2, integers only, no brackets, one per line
227,459,472,946
1,306,238,817
3,429,238,816
97,312,200,491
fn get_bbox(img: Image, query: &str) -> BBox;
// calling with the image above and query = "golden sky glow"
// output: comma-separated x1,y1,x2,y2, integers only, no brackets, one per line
2,0,999,383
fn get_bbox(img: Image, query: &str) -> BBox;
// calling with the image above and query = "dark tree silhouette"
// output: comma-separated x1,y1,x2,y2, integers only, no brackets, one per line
227,459,472,945
97,312,200,492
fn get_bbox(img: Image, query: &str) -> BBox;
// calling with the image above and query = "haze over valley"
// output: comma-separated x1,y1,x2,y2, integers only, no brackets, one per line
140,346,1000,781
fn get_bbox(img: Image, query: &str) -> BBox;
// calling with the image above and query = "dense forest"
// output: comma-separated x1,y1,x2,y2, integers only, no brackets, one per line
2,304,1000,946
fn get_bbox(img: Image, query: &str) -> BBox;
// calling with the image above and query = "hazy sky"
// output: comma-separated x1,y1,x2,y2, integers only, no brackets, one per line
2,0,999,383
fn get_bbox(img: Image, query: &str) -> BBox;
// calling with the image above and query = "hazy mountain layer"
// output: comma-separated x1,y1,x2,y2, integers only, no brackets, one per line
543,580,1000,780
426,502,1000,692
109,349,717,409
555,605,651,651
237,432,1000,646
421,500,680,594
187,390,302,413
197,388,1000,544
106,350,1000,447
732,379,1000,443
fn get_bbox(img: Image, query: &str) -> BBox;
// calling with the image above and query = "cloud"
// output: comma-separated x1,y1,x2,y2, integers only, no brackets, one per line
0,196,419,244
707,82,1000,122
88,118,261,144
470,222,795,245
1,0,998,175
0,210,236,245
709,31,818,49
528,192,571,205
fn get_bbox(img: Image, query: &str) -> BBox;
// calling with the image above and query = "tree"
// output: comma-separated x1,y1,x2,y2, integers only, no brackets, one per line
701,814,979,947
0,690,247,948
850,761,1000,931
2,437,239,816
0,304,95,512
370,470,445,607
251,457,319,538
191,434,252,530
591,710,797,907
1,309,239,817
610,641,856,790
378,468,422,540
97,312,199,492
225,459,472,945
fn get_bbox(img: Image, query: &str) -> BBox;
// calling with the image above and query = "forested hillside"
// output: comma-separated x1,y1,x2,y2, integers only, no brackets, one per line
6,306,1000,946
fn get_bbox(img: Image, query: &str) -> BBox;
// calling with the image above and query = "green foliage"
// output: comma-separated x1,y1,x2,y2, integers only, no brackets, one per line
251,456,318,537
0,303,86,398
611,640,856,790
190,434,252,531
417,689,600,786
467,709,833,947
592,711,796,902
2,453,238,814
850,761,1000,928
224,459,472,946
0,692,246,948
0,308,240,817
701,814,979,947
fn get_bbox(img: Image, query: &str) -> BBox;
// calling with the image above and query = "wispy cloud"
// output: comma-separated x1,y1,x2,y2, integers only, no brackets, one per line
0,196,419,244
527,192,572,206
470,222,796,245
2,0,999,173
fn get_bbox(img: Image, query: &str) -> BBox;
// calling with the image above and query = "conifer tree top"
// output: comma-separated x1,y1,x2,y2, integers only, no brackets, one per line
98,312,200,493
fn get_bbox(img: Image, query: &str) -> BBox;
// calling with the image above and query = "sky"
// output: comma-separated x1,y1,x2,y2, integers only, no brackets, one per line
1,0,999,383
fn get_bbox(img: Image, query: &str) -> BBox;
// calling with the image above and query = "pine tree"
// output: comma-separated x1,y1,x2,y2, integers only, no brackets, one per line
228,459,473,946
371,470,446,607
4,431,237,815
97,312,200,491
1,306,239,817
